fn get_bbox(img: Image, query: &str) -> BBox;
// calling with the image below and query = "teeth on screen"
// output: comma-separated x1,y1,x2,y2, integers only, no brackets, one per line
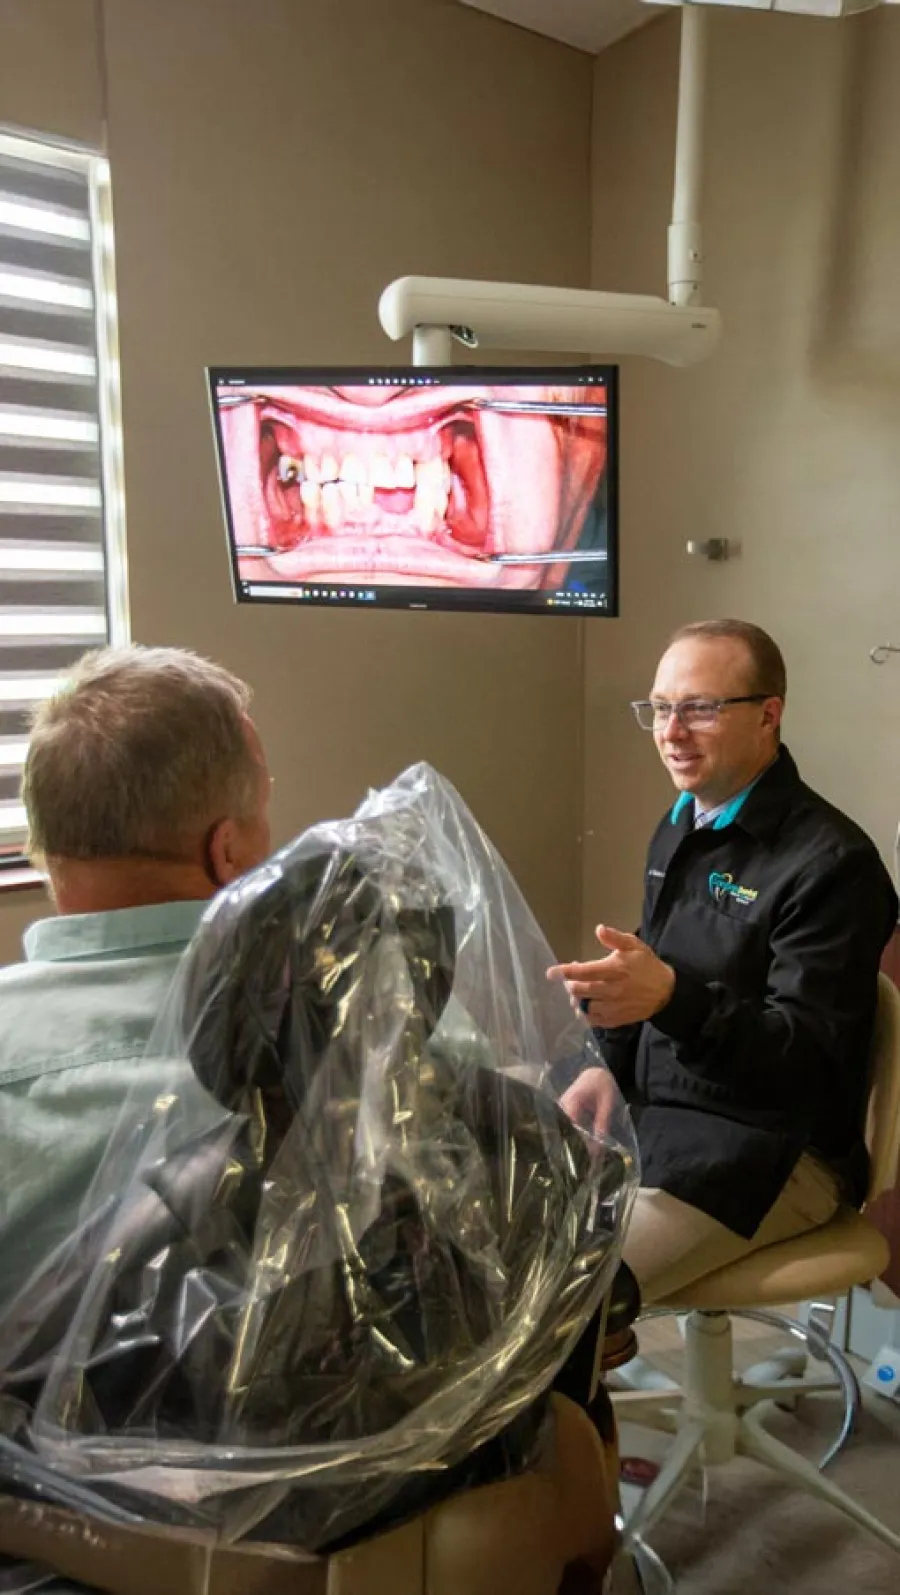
321,482,342,528
284,449,455,532
372,454,395,490
395,453,416,490
414,459,451,533
277,455,303,485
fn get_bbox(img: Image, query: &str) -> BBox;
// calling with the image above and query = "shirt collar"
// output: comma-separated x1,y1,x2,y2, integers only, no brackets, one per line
24,898,208,964
669,747,799,836
670,788,754,829
694,782,758,830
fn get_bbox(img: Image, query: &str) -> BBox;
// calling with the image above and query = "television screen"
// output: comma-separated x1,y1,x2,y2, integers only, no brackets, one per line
208,365,618,616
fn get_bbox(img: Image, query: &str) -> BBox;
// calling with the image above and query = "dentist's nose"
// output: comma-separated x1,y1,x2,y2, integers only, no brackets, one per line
662,707,689,740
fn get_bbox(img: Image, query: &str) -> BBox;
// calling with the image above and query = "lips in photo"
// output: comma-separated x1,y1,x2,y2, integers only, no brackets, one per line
217,382,609,590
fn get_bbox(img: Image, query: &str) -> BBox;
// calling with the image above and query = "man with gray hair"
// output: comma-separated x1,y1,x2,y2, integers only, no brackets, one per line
0,645,273,1302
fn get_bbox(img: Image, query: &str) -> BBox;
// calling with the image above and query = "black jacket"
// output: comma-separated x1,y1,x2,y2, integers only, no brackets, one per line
597,747,898,1237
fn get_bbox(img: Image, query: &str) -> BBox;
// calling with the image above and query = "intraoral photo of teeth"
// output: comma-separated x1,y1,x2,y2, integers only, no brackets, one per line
217,382,610,589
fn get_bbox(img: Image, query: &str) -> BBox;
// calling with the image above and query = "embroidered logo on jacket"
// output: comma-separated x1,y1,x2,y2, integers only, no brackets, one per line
709,871,758,906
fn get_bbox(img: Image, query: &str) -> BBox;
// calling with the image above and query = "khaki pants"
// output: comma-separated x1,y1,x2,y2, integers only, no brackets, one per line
623,1153,842,1305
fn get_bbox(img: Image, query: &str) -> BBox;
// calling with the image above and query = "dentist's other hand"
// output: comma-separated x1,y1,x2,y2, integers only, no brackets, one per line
548,924,675,1027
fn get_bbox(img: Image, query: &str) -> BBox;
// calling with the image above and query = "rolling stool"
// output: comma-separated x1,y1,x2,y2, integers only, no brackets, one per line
612,974,900,1557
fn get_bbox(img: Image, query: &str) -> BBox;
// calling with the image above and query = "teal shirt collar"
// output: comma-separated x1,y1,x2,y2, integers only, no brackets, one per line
24,898,208,964
671,780,757,832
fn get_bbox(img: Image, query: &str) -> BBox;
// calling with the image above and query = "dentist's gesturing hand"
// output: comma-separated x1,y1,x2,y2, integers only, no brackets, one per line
548,924,675,1028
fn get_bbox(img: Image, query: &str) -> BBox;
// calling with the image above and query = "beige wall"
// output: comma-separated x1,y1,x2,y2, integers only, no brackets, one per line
0,0,103,147
10,4,894,969
0,0,595,961
583,9,900,942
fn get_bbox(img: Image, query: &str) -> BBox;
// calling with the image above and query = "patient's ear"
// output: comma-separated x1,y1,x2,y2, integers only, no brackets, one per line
208,817,245,886
207,798,271,885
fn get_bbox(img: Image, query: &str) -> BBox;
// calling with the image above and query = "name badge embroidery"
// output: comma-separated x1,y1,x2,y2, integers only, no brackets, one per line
709,871,758,906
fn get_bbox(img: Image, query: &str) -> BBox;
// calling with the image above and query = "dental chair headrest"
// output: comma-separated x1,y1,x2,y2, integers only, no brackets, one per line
179,842,457,1119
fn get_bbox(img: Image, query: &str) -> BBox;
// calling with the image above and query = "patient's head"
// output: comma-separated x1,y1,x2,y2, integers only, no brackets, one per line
23,645,272,913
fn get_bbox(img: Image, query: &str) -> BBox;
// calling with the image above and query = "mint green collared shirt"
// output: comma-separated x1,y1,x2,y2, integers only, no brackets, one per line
0,898,212,1305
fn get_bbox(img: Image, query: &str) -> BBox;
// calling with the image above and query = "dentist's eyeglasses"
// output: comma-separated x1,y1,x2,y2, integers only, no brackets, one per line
630,695,770,731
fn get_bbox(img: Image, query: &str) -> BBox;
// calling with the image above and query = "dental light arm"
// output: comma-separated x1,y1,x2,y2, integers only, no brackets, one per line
669,4,707,308
378,8,719,368
379,280,720,368
652,0,898,19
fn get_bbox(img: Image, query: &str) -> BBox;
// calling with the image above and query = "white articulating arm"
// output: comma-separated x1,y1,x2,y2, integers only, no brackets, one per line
411,325,455,367
378,7,719,367
380,278,719,368
669,4,708,307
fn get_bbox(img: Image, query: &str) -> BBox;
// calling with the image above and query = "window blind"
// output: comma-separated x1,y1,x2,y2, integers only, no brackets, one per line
0,131,124,862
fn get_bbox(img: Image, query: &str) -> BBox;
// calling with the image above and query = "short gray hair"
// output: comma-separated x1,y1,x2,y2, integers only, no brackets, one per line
23,646,258,863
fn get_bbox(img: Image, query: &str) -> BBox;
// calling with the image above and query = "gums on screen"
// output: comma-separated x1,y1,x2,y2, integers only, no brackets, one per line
209,366,618,617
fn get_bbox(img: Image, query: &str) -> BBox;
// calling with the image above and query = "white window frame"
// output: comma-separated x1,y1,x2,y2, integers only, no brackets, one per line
0,127,128,868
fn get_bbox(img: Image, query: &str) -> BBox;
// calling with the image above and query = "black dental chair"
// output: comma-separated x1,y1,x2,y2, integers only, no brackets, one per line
0,809,638,1593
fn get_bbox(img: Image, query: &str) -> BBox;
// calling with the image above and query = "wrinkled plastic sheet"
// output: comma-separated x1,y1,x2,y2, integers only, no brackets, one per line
0,762,636,1554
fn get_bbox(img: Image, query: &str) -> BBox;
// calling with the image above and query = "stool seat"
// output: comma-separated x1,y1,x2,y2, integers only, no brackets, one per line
657,1207,890,1312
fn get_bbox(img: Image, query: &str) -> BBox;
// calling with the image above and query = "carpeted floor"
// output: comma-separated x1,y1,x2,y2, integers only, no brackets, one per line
615,1320,900,1593
646,1395,900,1593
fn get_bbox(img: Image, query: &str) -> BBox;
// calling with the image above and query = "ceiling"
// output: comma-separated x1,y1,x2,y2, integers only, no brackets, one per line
458,0,658,53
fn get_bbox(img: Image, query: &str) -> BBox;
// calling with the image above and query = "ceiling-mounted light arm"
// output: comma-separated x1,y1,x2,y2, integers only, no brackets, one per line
411,322,479,367
411,324,455,367
380,278,720,367
669,4,709,308
378,6,720,367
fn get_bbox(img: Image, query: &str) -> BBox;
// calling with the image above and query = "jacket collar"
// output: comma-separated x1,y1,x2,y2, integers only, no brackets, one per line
728,745,802,841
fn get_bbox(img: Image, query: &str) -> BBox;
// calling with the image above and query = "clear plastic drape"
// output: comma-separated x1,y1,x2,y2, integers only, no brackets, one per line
0,763,636,1554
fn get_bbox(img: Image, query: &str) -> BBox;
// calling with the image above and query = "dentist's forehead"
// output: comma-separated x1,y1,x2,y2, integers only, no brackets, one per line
652,637,755,696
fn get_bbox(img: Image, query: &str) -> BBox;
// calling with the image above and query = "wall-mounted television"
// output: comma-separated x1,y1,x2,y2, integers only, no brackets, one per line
208,365,618,617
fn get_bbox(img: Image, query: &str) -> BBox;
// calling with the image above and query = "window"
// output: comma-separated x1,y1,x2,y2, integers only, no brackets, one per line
0,130,127,867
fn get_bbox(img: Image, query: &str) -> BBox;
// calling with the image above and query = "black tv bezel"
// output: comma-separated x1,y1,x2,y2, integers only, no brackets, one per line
207,364,619,619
